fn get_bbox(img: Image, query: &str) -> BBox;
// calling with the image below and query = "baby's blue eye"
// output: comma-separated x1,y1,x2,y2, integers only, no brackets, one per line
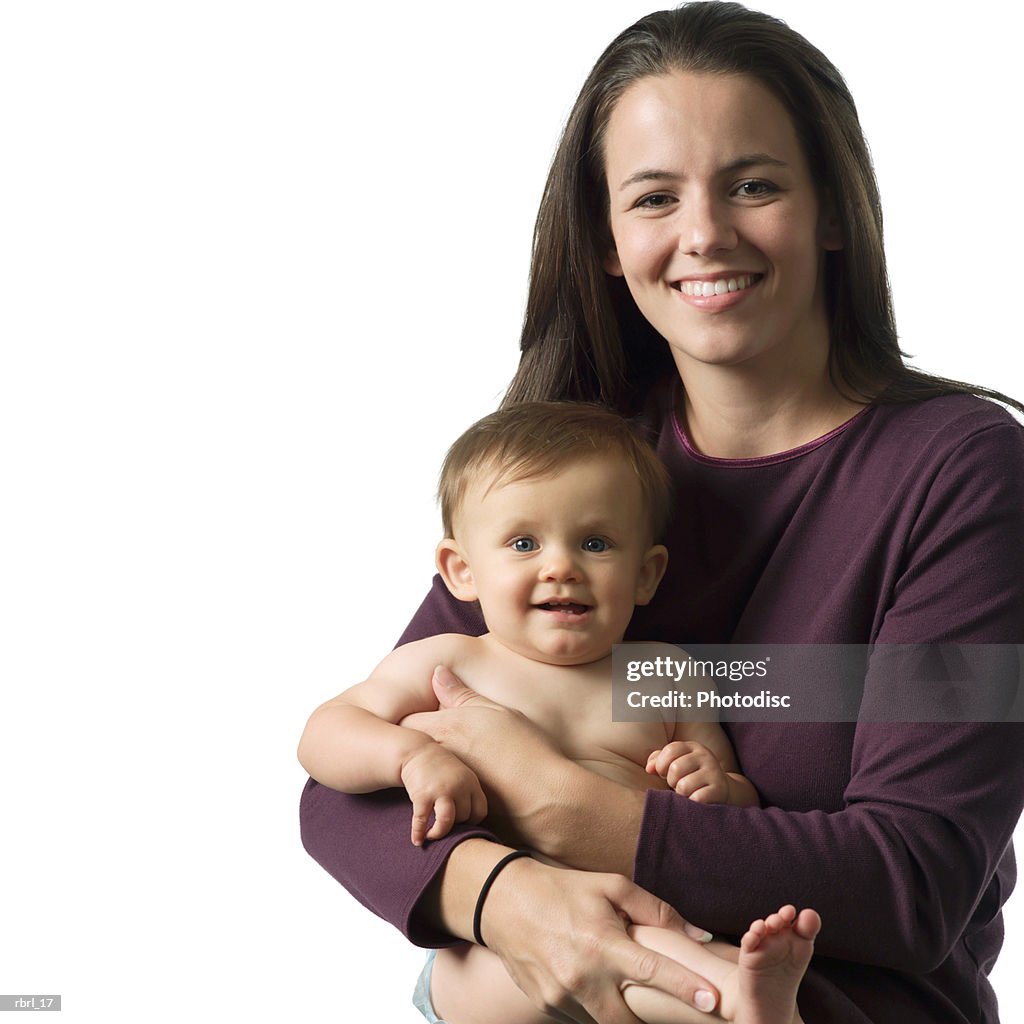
582,536,609,553
511,537,538,553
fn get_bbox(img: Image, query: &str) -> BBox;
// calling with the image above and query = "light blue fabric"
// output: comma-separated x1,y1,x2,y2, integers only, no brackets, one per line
412,949,447,1023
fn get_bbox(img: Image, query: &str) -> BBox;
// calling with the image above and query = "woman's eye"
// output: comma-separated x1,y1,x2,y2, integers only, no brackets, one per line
635,192,675,210
511,537,538,553
582,536,609,553
733,179,776,198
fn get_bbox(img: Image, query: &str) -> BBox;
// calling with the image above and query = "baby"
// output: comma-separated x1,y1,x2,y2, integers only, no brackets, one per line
298,401,819,1024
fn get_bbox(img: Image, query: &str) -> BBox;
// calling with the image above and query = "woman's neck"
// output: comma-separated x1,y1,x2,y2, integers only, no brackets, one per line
675,355,866,460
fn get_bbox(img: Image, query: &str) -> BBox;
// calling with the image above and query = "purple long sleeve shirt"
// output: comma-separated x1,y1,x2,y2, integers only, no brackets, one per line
301,388,1024,1023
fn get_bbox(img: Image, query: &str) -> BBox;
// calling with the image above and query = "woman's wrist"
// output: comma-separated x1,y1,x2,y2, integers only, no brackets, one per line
419,838,520,942
533,763,647,874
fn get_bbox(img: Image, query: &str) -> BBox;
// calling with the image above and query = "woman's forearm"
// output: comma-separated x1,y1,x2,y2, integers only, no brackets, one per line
299,778,500,944
418,837,520,940
416,770,646,937
520,760,648,875
403,672,649,876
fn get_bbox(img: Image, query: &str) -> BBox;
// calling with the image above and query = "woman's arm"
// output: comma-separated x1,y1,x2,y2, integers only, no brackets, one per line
629,418,1024,972
299,779,499,945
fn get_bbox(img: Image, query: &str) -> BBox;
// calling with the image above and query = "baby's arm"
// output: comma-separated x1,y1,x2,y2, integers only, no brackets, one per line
297,637,488,845
646,723,759,808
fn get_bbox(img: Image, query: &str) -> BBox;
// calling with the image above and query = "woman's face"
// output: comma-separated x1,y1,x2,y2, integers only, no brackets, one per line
602,71,842,380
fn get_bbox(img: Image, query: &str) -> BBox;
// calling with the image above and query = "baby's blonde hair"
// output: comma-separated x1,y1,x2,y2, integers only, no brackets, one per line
438,401,671,541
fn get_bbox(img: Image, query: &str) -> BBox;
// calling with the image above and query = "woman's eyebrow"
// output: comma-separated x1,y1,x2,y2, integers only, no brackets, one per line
721,153,789,174
617,153,789,192
616,168,678,191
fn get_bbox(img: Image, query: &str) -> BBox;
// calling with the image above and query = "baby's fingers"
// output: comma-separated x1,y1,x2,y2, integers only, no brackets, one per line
410,797,434,846
425,796,457,840
652,742,696,778
665,755,704,790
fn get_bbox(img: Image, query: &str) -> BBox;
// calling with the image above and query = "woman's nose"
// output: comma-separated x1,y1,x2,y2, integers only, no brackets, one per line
678,195,737,257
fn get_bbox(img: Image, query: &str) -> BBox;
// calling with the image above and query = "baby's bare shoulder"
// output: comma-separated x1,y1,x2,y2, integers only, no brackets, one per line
367,632,486,680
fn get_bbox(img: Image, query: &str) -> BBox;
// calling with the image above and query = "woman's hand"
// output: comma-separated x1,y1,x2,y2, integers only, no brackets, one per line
480,855,719,1024
401,666,645,869
400,665,572,851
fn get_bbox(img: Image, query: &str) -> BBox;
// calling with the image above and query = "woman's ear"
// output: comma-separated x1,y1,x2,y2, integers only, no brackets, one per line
604,247,625,276
436,539,478,602
635,544,669,606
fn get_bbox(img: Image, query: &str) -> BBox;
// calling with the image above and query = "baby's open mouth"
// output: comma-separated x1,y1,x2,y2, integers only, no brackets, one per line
536,601,590,615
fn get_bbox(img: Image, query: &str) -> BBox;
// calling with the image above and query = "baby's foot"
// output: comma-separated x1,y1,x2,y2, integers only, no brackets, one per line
735,905,820,1024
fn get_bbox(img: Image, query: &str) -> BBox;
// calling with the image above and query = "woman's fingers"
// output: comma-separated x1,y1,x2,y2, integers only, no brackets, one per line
432,663,498,708
481,861,719,1024
607,875,719,1008
607,872,703,938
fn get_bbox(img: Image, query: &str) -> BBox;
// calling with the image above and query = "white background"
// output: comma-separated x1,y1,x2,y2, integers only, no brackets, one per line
1,1,1021,1021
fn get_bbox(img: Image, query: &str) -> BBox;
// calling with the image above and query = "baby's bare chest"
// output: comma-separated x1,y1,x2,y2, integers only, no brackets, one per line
467,656,671,791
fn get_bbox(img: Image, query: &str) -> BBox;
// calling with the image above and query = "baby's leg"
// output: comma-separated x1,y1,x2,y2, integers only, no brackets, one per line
430,943,549,1024
625,907,819,1024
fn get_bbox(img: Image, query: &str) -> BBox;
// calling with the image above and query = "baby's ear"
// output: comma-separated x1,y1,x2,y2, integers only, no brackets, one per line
635,544,669,606
436,539,478,602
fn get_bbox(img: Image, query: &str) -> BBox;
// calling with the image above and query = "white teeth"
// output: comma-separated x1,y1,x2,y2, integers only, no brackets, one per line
680,274,755,297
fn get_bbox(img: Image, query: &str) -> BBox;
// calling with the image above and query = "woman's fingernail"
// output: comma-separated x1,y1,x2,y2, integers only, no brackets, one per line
697,929,713,943
694,990,716,1013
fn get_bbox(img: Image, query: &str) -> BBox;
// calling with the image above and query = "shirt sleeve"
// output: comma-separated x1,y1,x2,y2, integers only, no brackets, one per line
635,418,1024,974
299,575,491,945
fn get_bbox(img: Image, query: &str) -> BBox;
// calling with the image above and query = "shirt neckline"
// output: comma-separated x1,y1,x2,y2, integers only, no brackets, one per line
671,385,874,468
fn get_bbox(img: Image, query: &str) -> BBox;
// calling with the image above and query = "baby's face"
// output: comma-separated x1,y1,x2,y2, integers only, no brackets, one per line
444,455,667,666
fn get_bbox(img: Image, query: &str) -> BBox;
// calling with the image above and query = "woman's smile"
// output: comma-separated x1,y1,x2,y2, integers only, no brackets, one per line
673,272,763,310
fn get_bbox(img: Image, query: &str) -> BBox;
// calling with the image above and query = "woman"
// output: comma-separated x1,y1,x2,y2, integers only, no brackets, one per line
302,4,1024,1021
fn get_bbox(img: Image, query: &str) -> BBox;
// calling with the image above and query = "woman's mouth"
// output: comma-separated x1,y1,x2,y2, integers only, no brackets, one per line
672,273,762,311
674,273,760,297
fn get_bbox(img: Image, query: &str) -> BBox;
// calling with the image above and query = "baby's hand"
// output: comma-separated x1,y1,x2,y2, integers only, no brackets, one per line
646,741,731,804
400,743,488,846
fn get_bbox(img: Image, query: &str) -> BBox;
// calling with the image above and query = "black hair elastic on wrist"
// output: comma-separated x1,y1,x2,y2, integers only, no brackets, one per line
472,850,531,948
